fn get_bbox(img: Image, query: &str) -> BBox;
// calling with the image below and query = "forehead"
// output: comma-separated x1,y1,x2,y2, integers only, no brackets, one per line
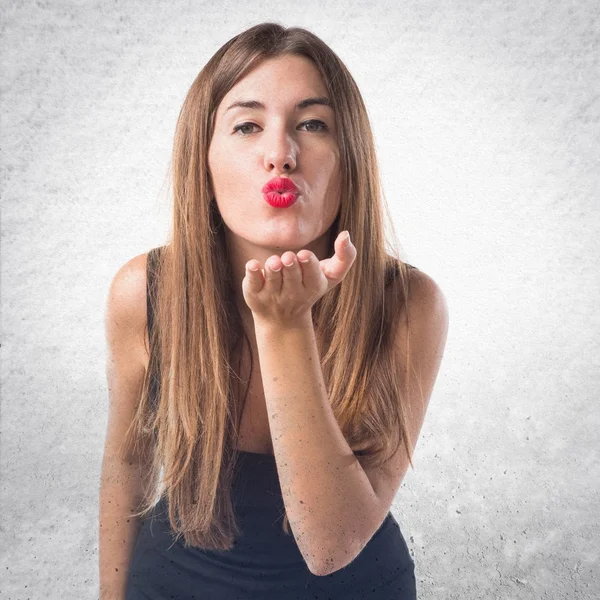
217,55,328,114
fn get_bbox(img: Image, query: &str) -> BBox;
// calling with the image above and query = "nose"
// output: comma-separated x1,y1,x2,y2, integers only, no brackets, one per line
262,127,297,172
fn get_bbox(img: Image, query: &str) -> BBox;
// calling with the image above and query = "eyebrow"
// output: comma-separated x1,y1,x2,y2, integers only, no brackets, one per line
225,96,333,113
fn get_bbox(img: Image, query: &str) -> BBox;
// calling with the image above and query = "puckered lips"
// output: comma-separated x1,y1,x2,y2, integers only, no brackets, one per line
262,177,299,208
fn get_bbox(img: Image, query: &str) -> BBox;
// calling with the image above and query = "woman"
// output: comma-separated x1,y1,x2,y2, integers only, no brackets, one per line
99,22,449,600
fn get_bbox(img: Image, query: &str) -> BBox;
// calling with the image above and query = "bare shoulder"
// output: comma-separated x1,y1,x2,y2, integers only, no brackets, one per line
407,267,448,316
387,258,448,324
104,251,150,369
106,252,149,326
103,252,153,462
399,264,449,357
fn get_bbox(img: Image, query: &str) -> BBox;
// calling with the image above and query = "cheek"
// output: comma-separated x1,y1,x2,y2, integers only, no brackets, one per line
324,153,341,193
207,145,218,187
325,146,341,177
208,146,232,193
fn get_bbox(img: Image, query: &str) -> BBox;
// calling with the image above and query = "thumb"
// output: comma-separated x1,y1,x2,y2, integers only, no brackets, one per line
323,231,356,279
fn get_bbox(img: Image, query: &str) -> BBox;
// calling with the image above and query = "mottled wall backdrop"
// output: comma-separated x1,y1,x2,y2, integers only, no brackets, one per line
1,1,598,598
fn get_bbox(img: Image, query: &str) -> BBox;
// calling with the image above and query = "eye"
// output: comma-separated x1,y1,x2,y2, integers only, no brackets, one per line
232,119,329,136
233,122,258,136
300,119,329,133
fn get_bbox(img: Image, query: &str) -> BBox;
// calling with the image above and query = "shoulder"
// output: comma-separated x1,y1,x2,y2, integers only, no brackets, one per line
105,251,152,367
386,257,448,318
107,252,149,320
408,267,447,316
399,265,449,354
387,260,449,348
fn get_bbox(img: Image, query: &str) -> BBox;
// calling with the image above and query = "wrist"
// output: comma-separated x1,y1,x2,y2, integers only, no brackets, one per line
252,311,313,335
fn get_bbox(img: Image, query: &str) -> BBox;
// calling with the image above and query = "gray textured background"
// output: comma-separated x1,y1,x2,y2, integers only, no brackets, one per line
1,1,599,598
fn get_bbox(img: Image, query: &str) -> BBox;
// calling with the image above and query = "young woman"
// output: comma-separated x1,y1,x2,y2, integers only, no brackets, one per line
99,22,449,600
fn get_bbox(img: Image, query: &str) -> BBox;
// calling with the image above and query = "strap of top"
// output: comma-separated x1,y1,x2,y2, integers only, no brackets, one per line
146,247,160,338
146,247,162,411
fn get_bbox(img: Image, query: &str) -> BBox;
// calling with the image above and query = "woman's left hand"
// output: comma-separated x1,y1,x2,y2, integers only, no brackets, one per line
242,230,357,327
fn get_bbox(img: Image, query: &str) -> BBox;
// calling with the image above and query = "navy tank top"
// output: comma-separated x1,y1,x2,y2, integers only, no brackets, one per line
125,247,417,599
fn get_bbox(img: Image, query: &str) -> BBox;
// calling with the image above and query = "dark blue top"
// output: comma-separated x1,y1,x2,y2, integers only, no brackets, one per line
125,248,417,599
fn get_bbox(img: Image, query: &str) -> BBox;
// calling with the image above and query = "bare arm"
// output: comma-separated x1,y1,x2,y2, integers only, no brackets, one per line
253,268,448,576
99,254,153,600
254,316,379,576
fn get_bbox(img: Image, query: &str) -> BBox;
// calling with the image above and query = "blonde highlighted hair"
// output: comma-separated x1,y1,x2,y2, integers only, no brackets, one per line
124,21,417,551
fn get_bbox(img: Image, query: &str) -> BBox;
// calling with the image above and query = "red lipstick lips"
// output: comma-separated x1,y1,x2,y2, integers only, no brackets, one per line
262,177,299,208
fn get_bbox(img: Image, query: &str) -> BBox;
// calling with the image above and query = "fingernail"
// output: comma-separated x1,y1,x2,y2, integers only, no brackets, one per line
341,231,351,246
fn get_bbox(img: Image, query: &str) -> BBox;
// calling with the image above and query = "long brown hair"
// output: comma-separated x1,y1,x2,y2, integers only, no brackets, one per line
124,22,418,551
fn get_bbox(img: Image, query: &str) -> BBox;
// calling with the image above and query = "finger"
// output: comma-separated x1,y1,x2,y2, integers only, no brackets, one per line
280,251,302,288
244,260,264,293
296,251,323,289
264,256,283,293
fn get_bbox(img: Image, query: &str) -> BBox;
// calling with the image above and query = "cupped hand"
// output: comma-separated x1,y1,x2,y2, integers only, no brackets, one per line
242,231,357,327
